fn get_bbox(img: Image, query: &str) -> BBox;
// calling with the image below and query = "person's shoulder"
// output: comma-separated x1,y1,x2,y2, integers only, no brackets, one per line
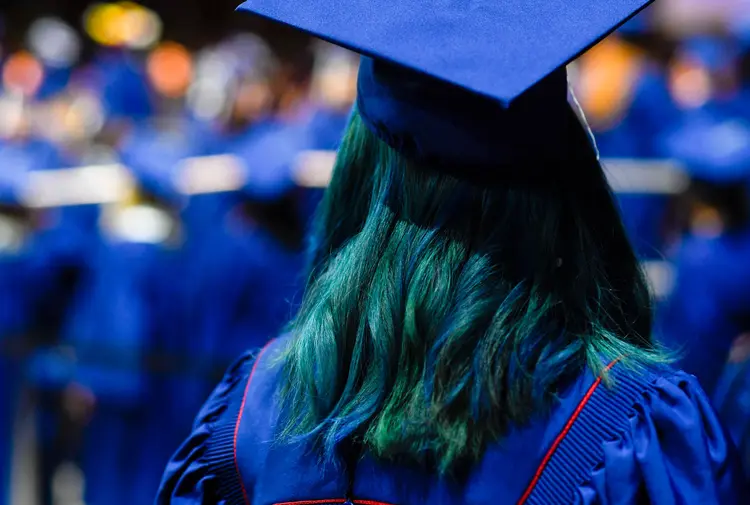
610,361,702,397
602,362,709,417
227,334,292,384
571,363,747,504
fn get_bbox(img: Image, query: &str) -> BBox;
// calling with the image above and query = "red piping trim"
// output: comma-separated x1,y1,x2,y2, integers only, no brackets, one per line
516,360,620,505
234,341,275,505
274,501,340,505
274,501,395,505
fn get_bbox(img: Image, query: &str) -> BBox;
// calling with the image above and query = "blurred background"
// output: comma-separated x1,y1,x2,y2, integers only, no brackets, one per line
1,1,750,504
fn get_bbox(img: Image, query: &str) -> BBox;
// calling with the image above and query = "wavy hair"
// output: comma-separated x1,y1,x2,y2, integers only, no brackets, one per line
275,108,668,474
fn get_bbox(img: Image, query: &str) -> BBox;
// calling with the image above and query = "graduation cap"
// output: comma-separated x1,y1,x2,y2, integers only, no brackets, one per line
238,0,654,182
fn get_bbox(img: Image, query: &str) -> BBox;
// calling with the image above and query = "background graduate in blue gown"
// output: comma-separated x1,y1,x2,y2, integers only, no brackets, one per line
656,110,750,395
0,166,36,505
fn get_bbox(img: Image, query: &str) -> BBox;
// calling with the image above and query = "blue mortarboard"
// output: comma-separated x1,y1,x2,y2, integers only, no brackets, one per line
238,0,653,181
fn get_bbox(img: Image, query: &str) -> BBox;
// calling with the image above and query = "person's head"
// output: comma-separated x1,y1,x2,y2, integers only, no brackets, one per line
268,45,316,117
274,104,666,474
238,192,306,251
227,75,274,129
238,0,664,476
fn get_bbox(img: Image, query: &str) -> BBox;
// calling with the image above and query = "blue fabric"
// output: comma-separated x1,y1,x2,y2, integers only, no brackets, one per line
118,120,199,204
660,110,750,184
233,119,314,201
656,229,750,395
181,218,304,362
0,234,53,505
683,36,740,73
616,193,668,260
0,152,29,205
575,372,744,504
238,0,651,173
36,67,71,100
92,50,154,121
148,115,311,475
595,69,679,260
617,10,650,35
356,59,590,174
714,360,750,485
0,139,63,173
0,356,17,505
304,107,350,151
83,406,153,505
156,339,745,504
61,239,156,408
65,237,181,505
238,0,652,104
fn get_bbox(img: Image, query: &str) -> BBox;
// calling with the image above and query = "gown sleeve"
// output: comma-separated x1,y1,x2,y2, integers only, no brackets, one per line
155,350,257,505
575,371,747,504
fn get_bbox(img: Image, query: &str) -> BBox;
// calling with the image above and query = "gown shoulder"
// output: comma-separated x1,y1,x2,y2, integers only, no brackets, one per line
575,369,747,504
155,349,259,504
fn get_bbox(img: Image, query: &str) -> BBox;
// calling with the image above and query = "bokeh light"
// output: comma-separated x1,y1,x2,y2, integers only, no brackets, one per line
669,59,713,109
27,17,82,68
146,42,194,98
312,42,358,109
83,2,162,49
576,37,643,130
2,51,45,97
188,49,235,120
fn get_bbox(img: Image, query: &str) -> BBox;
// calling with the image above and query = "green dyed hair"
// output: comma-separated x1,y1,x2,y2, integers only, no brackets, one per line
275,108,667,474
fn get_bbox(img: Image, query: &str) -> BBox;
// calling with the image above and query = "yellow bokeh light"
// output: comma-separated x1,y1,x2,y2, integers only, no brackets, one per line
84,3,127,46
84,2,161,48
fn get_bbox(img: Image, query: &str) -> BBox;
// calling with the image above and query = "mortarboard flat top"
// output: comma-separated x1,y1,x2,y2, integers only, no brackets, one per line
238,0,654,105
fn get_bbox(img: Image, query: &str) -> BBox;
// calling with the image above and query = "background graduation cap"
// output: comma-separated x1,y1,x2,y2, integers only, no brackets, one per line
238,0,655,182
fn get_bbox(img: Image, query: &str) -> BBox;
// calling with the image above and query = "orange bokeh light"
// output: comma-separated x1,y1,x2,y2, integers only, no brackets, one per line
576,37,643,130
3,51,45,97
146,42,193,98
668,58,712,110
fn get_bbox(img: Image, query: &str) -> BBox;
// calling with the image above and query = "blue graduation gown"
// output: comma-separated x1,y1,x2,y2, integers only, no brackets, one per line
656,228,750,396
62,238,165,505
714,360,750,486
166,208,304,418
186,214,304,361
92,49,154,121
0,250,36,505
157,337,745,505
